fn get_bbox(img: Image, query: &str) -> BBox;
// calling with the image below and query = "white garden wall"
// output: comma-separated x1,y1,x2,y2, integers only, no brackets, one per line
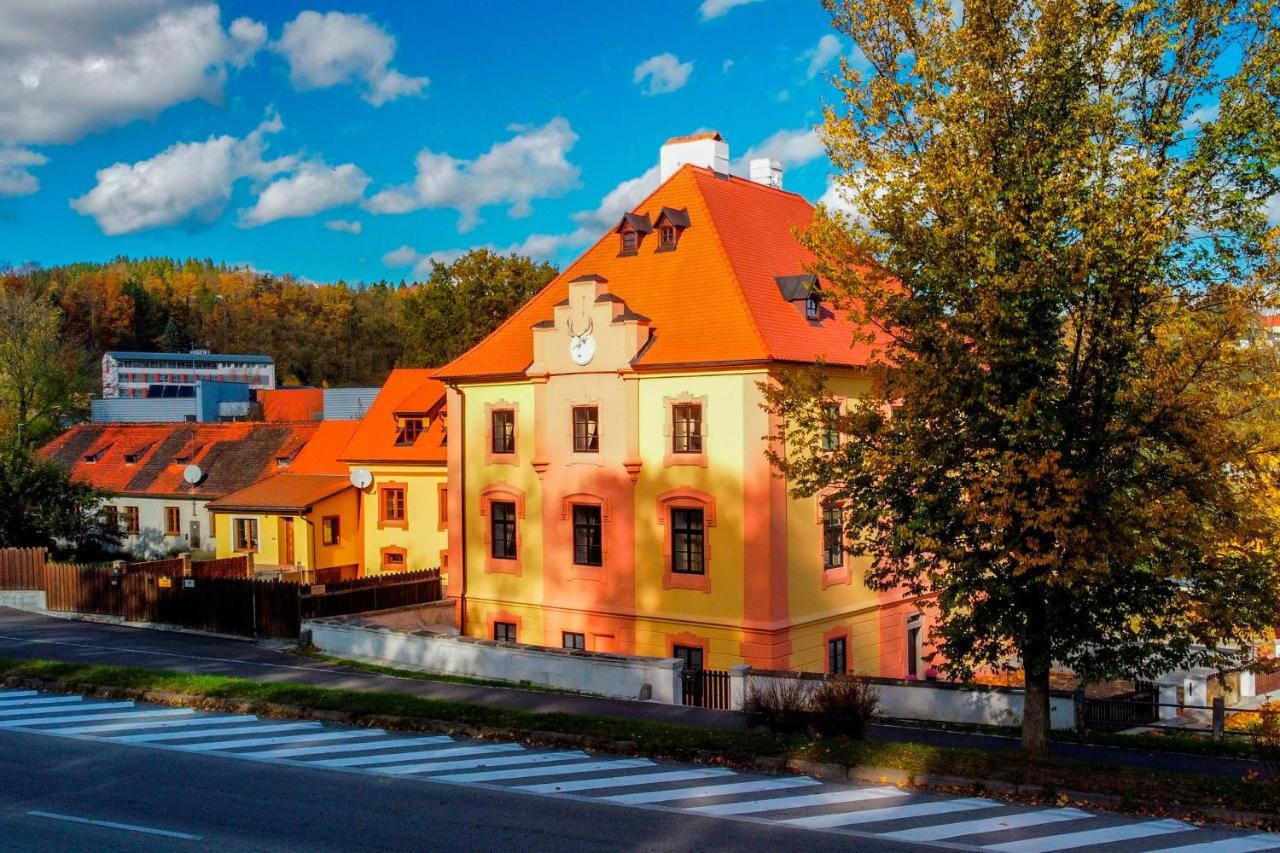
305,617,684,703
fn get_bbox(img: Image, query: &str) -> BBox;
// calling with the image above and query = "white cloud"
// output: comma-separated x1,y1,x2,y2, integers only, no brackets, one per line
240,161,370,227
0,1,265,146
70,115,290,235
324,219,362,234
382,244,467,278
365,118,580,231
275,10,427,106
699,0,766,20
634,53,693,95
722,59,735,73
0,147,48,196
818,176,858,216
572,165,661,233
737,128,826,172
803,34,842,79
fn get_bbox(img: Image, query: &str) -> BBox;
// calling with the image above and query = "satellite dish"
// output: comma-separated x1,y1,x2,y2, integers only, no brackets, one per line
349,468,373,490
183,464,204,485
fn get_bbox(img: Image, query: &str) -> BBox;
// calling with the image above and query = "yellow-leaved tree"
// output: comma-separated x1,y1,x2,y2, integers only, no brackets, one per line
768,0,1280,752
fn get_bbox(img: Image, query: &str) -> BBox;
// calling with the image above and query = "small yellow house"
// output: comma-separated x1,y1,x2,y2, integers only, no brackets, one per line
339,369,449,576
208,473,360,572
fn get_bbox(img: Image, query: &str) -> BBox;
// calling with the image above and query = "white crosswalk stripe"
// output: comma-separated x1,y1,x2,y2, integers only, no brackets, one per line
517,767,736,794
1151,834,1280,853
0,708,193,726
250,736,451,760
784,796,998,830
0,688,1268,851
881,808,1093,842
984,818,1192,852
0,700,132,717
54,715,259,735
178,729,385,752
311,743,523,769
602,777,821,805
685,785,904,816
0,695,84,707
433,758,654,783
113,723,324,744
379,750,589,776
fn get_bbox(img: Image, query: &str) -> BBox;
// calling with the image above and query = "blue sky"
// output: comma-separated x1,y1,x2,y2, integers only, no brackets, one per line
0,0,849,283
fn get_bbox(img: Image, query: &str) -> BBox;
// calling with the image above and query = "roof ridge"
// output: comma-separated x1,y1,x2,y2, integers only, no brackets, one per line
686,168,773,361
435,163,693,380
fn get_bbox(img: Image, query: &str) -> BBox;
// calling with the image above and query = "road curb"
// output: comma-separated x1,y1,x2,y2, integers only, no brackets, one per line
3,673,1275,831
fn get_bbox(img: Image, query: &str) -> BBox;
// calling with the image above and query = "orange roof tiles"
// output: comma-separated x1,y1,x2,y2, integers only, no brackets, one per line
665,131,724,144
289,420,359,474
436,165,881,381
258,388,323,422
208,473,351,513
339,369,447,464
40,422,325,499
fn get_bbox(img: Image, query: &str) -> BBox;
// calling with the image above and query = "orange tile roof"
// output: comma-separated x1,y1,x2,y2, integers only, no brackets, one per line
258,388,323,422
208,473,352,514
288,420,359,474
665,131,724,145
39,422,325,499
338,369,447,464
435,165,881,381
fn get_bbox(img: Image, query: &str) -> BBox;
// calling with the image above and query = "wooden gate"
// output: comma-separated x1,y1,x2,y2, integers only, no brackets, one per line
1079,680,1160,732
681,668,731,709
0,548,46,590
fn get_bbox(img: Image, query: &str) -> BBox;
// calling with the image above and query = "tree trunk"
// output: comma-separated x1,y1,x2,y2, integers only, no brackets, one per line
1022,663,1052,754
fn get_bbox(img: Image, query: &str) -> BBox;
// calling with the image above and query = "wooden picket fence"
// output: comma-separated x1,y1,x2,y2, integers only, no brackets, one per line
0,548,45,591
0,547,440,639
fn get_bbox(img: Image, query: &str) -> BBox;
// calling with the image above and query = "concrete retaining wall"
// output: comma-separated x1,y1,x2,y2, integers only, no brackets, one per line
306,617,683,703
0,590,46,610
739,669,1076,730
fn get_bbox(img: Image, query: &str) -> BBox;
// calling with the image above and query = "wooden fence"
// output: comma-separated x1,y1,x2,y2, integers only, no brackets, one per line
38,562,441,638
125,556,188,577
0,548,45,591
191,555,253,579
682,668,731,709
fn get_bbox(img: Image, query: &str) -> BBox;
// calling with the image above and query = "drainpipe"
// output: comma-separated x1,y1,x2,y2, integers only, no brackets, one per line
449,382,467,636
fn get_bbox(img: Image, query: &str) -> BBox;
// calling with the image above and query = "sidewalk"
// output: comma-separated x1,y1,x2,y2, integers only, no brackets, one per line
0,606,1264,779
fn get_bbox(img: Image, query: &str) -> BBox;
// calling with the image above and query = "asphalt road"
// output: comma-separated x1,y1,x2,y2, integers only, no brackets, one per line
0,607,1264,780
0,727,894,853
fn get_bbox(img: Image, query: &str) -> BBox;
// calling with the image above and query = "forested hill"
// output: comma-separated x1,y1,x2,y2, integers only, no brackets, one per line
2,250,557,388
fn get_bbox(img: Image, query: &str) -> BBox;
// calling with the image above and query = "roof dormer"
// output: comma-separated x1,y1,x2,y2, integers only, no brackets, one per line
615,212,653,256
775,274,824,322
654,207,690,252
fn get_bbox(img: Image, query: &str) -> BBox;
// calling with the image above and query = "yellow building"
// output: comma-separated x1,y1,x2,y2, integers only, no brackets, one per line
435,133,929,676
208,474,360,573
339,369,450,576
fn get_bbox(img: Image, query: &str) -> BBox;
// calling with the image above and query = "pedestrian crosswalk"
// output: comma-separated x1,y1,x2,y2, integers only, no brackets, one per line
0,687,1275,851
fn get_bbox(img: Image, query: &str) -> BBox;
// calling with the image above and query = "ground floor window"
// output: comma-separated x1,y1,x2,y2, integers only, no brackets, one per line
493,621,517,643
321,515,340,546
670,508,705,574
907,617,923,678
233,518,258,552
123,506,140,536
673,644,704,671
827,637,848,675
572,504,602,566
164,506,181,537
562,631,585,651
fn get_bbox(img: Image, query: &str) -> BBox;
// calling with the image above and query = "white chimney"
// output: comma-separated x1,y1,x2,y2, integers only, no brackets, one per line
660,132,730,182
749,158,783,189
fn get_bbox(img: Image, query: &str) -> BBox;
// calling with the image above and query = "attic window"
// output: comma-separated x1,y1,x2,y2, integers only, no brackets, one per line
396,417,425,446
123,442,154,464
654,207,690,252
620,230,639,255
806,293,821,321
83,443,113,464
659,226,677,250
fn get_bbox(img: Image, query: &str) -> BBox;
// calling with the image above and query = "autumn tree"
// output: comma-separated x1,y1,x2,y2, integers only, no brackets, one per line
769,0,1280,752
0,282,88,448
399,249,558,367
0,447,108,555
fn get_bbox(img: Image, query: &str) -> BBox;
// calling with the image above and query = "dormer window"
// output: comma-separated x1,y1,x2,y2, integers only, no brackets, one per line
396,417,424,446
659,225,677,250
83,443,113,464
654,207,690,253
806,293,821,321
620,230,639,255
614,212,652,256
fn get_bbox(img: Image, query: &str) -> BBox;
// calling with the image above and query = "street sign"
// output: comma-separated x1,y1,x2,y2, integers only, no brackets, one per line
183,578,195,589
157,577,172,588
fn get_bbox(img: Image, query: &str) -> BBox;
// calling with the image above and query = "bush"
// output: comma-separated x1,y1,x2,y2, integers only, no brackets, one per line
810,675,880,740
744,676,813,734
1257,701,1280,782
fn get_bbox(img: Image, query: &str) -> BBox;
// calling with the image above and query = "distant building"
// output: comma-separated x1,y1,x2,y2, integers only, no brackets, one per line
89,379,252,424
101,350,275,399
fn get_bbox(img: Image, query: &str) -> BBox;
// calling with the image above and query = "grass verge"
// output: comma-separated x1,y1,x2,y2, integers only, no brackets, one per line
288,648,589,696
0,656,1274,825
